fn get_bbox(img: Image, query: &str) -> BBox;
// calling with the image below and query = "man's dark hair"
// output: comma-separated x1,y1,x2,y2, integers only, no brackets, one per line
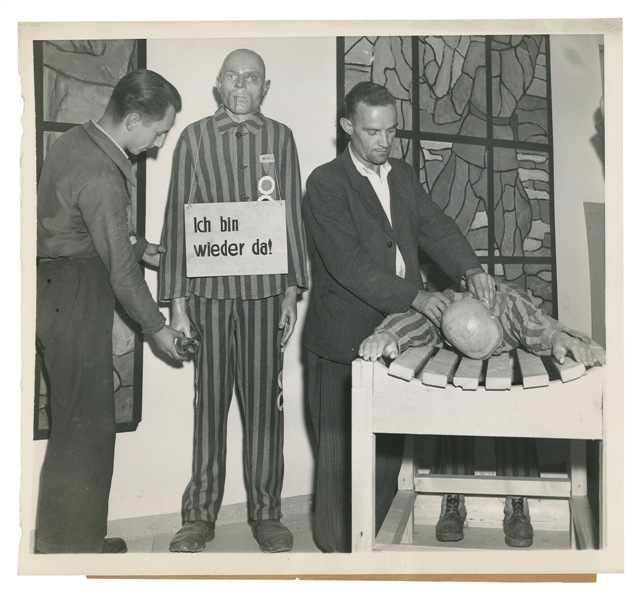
344,81,396,121
105,69,182,123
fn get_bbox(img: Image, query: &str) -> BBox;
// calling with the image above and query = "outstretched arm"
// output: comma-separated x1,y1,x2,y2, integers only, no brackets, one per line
359,330,400,362
359,308,442,362
500,283,597,366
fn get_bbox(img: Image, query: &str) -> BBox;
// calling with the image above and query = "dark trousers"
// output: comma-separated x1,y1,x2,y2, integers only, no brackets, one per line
305,351,404,553
35,257,117,553
181,295,285,524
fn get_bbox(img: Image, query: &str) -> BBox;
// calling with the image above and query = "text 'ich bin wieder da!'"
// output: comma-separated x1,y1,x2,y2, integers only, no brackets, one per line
192,216,273,257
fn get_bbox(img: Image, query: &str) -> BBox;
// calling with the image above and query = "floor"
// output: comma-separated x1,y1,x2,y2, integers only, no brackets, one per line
410,526,570,551
126,511,321,554
124,509,570,553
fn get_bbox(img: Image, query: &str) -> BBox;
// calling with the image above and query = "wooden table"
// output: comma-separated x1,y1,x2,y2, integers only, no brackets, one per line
351,345,605,552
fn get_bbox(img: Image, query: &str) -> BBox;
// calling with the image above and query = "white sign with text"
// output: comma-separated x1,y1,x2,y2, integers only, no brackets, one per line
184,201,287,278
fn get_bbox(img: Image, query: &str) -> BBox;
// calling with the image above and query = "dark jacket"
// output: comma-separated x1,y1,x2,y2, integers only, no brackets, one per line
302,148,481,364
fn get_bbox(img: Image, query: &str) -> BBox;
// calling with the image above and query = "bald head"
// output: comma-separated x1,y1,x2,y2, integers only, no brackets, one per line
216,48,270,121
221,49,266,79
441,297,504,360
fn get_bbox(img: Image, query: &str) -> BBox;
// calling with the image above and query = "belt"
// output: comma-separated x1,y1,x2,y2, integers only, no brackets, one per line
37,256,98,268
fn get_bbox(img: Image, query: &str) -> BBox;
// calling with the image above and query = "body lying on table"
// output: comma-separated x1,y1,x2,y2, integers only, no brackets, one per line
358,280,598,548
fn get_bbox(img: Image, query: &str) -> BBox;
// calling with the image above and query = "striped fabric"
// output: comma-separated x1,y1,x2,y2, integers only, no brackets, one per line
182,294,284,523
430,436,540,478
159,107,307,525
375,281,593,357
376,282,564,482
159,106,308,301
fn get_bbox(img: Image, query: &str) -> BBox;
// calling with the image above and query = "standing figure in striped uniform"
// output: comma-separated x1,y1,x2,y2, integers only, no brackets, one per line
159,49,308,553
358,281,598,547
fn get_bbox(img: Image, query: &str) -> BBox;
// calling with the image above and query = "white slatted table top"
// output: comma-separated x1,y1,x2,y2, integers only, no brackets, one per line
354,344,605,441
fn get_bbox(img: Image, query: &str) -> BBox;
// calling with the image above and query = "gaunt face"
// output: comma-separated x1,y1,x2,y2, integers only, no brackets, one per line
216,49,270,121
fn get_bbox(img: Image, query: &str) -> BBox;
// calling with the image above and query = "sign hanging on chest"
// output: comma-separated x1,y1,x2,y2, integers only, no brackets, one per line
184,200,287,278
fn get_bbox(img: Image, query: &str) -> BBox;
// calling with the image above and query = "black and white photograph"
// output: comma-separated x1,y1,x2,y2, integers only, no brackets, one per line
12,14,627,585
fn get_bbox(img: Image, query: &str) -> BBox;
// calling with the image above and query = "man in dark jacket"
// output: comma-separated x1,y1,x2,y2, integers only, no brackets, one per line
302,81,495,552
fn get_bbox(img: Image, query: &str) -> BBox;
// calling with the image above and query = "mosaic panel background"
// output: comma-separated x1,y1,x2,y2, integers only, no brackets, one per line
340,35,557,315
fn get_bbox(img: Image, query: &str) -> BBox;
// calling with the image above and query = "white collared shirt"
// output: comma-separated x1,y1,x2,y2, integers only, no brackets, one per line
349,144,406,278
92,119,130,159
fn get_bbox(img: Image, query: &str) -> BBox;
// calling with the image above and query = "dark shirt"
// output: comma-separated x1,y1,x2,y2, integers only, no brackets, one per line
37,121,165,335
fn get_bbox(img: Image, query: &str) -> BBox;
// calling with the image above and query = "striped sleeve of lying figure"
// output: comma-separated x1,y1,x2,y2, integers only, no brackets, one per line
374,308,442,354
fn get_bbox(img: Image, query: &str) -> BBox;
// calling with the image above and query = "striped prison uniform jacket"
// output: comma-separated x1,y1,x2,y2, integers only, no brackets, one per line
374,281,593,479
158,107,308,523
159,105,308,300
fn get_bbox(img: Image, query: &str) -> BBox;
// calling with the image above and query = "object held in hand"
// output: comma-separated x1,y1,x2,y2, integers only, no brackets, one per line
176,334,200,357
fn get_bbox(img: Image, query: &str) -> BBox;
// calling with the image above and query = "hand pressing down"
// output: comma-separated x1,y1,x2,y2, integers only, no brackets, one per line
359,331,400,362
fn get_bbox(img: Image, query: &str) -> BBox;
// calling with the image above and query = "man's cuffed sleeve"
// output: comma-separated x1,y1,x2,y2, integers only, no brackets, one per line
130,233,149,262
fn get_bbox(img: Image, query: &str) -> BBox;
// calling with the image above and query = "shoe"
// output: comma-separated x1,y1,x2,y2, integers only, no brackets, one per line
503,497,534,547
435,494,466,542
251,519,293,553
169,520,215,553
101,537,127,553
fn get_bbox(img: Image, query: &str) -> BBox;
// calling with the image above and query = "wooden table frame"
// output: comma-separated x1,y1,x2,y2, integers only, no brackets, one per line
351,357,605,552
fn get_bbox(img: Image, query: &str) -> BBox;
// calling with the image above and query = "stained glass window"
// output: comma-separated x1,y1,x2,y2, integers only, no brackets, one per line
33,39,147,439
338,35,557,315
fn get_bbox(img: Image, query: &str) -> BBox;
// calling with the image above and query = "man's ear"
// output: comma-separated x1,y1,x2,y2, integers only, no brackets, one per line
262,79,271,99
125,113,142,131
340,117,353,136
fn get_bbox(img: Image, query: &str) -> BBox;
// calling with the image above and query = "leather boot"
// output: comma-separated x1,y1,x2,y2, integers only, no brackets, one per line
435,494,466,542
503,496,534,547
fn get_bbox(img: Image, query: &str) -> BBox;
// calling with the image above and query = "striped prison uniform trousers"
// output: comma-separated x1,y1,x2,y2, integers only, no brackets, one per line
431,435,541,479
182,294,285,524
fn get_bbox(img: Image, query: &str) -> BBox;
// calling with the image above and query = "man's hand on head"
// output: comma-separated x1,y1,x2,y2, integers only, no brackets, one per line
463,267,496,308
359,331,400,362
551,332,599,368
411,290,451,327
